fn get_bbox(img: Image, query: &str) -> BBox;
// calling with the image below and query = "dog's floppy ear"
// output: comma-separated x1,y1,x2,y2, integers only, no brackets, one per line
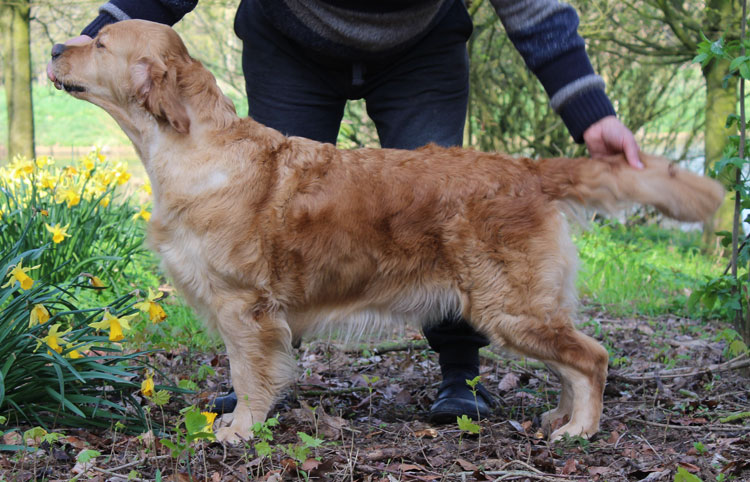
131,58,190,134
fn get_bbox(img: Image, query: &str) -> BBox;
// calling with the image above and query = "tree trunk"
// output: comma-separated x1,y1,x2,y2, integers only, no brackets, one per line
701,0,738,248
2,1,35,163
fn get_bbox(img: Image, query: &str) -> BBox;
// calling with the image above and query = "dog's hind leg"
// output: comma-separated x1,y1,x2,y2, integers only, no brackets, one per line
213,305,295,444
475,306,608,441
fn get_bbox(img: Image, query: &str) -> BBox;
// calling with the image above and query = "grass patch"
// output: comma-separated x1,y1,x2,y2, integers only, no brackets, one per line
0,83,130,149
575,220,722,317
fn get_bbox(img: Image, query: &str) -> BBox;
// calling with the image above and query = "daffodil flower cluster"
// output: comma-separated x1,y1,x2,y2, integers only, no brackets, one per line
0,150,133,213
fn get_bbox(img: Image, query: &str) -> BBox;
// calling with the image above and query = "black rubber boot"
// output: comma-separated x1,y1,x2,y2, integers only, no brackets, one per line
428,366,497,424
209,390,237,414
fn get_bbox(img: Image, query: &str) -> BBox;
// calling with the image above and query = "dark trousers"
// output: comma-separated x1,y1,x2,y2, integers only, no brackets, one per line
236,0,490,368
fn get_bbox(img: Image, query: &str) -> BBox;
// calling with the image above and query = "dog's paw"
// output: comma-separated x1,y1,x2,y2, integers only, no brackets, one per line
540,408,569,433
215,426,248,445
548,422,597,442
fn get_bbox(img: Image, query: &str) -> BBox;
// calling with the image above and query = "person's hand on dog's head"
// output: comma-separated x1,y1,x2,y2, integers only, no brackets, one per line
584,115,643,170
47,35,92,84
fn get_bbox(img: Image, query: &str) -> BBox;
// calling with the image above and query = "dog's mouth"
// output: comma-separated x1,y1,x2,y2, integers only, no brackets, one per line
54,79,86,94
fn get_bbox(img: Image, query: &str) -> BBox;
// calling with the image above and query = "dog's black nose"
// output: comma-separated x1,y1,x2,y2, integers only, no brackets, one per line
51,43,66,60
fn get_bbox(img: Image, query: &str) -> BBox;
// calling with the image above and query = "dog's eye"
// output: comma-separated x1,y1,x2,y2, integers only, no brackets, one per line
96,39,105,49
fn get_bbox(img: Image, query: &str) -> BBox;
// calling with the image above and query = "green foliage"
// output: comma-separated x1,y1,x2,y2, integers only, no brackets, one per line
159,407,216,464
0,234,151,431
76,449,101,464
576,221,721,317
691,28,750,343
0,85,131,151
0,153,168,432
0,153,145,286
674,466,703,482
456,415,480,435
714,329,750,358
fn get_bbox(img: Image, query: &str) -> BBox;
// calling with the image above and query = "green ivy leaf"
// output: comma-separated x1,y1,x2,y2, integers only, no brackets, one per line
674,466,703,482
76,449,101,464
298,432,324,448
456,415,480,434
152,390,171,407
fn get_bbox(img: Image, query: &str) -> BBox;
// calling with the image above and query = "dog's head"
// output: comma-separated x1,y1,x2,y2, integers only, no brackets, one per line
50,20,196,134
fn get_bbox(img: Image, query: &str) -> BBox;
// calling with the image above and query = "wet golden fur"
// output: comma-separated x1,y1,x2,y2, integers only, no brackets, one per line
50,20,725,443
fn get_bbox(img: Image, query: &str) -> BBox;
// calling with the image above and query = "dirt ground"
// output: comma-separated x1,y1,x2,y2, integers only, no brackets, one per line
2,308,749,481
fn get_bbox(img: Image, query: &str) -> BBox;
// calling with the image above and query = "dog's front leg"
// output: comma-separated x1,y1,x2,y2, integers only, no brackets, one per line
213,307,295,444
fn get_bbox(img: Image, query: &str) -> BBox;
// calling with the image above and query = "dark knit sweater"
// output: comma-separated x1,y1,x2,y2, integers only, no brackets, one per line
81,0,615,143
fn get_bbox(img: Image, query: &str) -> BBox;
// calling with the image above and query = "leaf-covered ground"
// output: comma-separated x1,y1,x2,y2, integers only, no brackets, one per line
3,309,749,481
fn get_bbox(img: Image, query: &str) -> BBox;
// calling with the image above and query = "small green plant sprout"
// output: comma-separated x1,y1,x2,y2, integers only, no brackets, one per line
23,427,64,446
465,375,482,420
77,449,101,464
456,414,480,435
361,374,380,421
248,416,280,478
693,441,708,455
178,379,199,391
159,407,217,473
196,365,216,381
281,432,326,480
674,466,704,482
715,329,749,358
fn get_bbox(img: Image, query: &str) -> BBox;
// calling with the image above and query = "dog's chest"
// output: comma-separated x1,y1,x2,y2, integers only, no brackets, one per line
153,224,218,307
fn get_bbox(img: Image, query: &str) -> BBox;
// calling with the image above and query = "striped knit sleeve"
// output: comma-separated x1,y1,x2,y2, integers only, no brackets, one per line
82,0,198,38
490,0,616,143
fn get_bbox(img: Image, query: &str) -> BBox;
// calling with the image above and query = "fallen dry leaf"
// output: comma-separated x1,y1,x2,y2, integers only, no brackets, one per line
497,372,520,392
456,458,479,471
413,428,438,438
561,458,577,475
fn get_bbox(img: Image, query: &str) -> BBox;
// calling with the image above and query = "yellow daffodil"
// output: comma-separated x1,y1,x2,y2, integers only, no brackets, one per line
45,223,71,244
141,373,155,397
95,149,106,163
36,155,54,168
81,156,95,172
89,311,136,342
29,304,50,327
2,260,39,291
133,208,151,222
201,412,218,433
89,275,106,288
0,208,3,218
67,349,85,359
141,182,152,196
40,209,49,216
96,171,114,187
39,324,71,355
66,343,92,360
38,172,57,190
114,164,131,185
63,166,78,177
134,288,167,323
57,187,81,208
99,197,111,208
12,159,35,178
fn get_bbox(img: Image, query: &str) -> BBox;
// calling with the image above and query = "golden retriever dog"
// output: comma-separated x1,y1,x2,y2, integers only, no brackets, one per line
49,19,724,444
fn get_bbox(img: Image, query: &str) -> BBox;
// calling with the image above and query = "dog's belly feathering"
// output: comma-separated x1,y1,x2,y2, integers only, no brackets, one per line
289,285,465,343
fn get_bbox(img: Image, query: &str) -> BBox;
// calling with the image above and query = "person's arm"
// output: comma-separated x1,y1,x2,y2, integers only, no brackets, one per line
490,0,642,168
81,0,199,38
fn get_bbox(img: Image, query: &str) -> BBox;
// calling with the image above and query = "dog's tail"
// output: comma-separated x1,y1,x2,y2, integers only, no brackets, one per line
537,154,725,222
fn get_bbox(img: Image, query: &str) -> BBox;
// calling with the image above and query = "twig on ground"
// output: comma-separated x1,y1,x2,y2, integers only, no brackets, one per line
299,386,369,397
90,465,149,481
625,417,749,432
610,353,750,382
